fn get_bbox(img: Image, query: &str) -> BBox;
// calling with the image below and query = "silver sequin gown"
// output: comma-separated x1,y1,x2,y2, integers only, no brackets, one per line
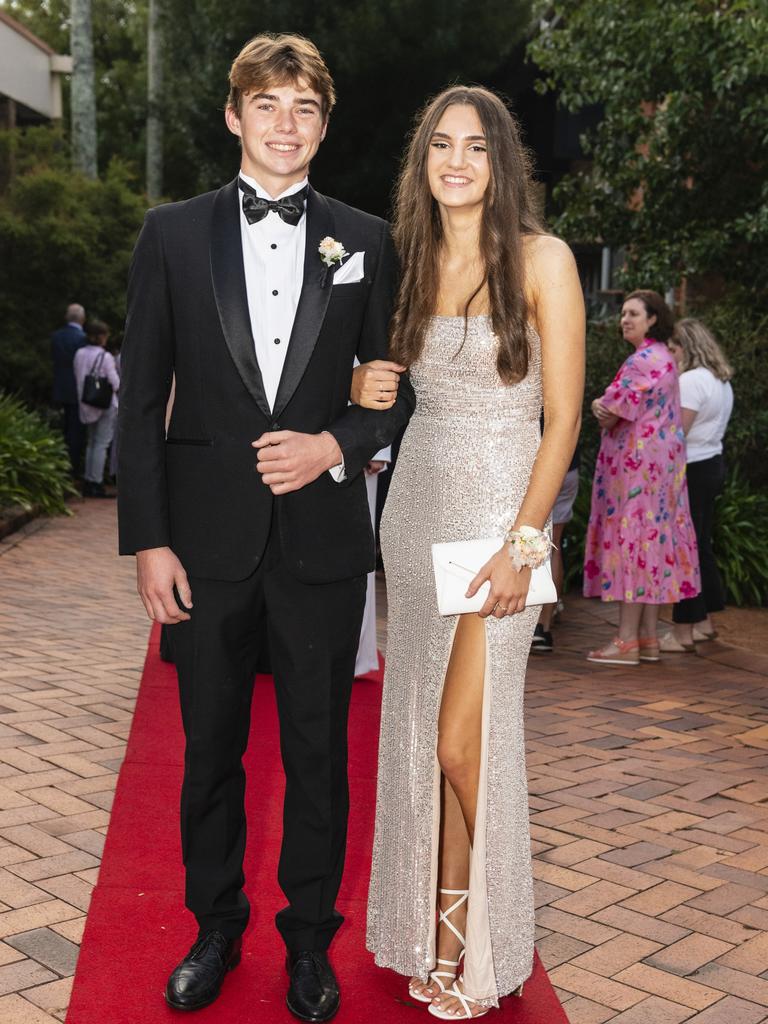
366,315,541,1006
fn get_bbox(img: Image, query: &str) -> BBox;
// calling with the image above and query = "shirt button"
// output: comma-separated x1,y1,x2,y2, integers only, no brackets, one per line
274,338,281,345
270,243,277,250
272,289,278,296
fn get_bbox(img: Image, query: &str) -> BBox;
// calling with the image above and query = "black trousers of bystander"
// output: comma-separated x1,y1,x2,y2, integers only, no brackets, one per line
673,454,727,624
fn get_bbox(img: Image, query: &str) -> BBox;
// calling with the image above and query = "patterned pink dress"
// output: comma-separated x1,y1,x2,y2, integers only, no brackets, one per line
583,339,700,604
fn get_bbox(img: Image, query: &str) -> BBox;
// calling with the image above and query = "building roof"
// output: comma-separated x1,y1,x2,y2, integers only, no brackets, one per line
0,9,55,57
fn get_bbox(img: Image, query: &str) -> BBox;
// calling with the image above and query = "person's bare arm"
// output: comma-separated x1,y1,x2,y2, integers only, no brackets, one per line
591,397,619,431
515,234,585,529
351,360,406,409
680,407,697,434
466,234,585,618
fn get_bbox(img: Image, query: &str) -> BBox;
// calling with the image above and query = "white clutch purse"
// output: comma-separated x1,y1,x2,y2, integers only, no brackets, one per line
431,536,557,616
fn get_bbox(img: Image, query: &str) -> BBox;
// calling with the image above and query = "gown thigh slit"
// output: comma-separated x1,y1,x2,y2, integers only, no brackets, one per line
367,316,541,1006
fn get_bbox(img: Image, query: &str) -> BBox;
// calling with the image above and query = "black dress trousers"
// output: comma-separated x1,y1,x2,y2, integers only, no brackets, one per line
673,454,727,624
167,519,366,950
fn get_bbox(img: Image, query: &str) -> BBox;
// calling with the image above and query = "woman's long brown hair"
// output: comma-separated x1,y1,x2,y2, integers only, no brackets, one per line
390,86,543,383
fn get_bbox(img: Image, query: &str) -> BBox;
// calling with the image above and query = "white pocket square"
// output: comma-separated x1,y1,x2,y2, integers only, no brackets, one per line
431,536,557,616
333,251,365,285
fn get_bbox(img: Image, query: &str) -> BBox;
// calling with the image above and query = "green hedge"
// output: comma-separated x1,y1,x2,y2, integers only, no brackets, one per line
0,392,75,516
0,126,146,409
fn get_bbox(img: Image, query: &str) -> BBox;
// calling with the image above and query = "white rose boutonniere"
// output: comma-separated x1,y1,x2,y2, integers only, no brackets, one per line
318,236,349,268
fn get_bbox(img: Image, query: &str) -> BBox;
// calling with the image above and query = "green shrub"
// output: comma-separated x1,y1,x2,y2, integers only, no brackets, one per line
0,392,75,515
0,126,147,409
713,470,768,608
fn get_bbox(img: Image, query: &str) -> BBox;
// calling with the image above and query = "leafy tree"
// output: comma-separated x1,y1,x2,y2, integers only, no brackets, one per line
0,128,146,407
3,0,536,210
146,0,163,199
3,1,149,186
160,0,535,213
529,0,768,298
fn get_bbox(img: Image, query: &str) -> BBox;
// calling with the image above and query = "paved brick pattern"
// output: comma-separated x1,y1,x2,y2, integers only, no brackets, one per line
0,503,147,1022
527,598,768,1023
0,501,767,1022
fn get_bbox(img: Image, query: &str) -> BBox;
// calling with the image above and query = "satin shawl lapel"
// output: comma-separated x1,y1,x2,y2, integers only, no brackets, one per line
272,188,335,418
210,178,271,420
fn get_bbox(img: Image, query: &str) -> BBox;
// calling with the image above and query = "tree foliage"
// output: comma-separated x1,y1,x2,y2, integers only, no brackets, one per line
0,128,146,406
3,0,535,211
3,1,149,186
529,0,768,297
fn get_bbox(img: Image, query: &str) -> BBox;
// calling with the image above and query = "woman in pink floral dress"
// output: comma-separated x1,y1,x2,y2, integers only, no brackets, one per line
583,290,700,665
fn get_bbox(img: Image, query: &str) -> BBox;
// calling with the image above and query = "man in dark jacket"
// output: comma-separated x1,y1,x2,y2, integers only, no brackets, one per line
117,33,413,1022
51,303,87,474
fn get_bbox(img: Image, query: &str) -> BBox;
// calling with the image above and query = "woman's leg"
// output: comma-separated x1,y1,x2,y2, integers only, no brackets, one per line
410,778,470,999
618,601,643,642
85,410,116,484
588,600,645,662
639,604,659,640
83,422,98,483
430,613,490,1017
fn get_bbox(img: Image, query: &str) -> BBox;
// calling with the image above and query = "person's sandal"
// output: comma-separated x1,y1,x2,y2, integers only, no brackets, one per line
428,977,489,1020
658,631,695,653
409,889,467,1004
638,637,660,662
586,637,640,666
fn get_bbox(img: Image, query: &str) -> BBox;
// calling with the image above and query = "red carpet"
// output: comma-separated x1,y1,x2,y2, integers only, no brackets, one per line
67,624,568,1023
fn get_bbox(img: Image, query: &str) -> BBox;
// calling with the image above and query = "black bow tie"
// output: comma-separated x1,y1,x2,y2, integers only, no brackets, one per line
239,178,308,226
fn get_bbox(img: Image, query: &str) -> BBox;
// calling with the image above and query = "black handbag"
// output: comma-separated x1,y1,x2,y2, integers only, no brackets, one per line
82,351,113,409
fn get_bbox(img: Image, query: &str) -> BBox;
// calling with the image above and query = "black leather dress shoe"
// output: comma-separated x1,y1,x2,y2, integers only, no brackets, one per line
165,930,242,1011
286,950,340,1022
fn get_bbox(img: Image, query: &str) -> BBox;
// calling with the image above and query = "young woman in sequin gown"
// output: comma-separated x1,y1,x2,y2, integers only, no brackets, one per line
353,87,585,1017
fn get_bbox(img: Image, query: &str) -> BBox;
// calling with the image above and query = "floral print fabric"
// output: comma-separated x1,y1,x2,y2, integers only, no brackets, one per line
583,339,701,604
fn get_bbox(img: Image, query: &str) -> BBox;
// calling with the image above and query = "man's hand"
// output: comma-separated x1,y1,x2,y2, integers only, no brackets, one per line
351,360,405,409
136,547,192,624
252,430,343,495
365,460,387,476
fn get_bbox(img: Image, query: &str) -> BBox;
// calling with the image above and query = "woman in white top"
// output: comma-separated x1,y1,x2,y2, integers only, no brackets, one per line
73,320,120,498
661,319,733,650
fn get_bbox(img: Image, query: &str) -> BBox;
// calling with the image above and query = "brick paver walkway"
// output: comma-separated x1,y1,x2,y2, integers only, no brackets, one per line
0,501,766,1023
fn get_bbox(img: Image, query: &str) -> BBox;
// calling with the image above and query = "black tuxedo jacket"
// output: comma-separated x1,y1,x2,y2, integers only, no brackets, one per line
117,179,415,583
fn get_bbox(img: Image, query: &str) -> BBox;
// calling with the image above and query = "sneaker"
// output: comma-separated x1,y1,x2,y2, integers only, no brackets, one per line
531,624,553,653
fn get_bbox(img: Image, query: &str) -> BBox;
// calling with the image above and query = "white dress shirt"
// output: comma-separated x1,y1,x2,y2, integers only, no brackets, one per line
238,172,307,411
238,172,344,480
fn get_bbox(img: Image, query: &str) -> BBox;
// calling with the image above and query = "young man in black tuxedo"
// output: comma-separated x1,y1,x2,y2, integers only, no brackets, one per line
117,34,413,1021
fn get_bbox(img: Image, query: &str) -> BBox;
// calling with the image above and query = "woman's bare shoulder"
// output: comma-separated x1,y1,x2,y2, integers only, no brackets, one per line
524,232,575,271
523,234,578,311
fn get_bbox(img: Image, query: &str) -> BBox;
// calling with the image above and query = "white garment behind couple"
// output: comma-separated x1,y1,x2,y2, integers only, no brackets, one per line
355,445,390,678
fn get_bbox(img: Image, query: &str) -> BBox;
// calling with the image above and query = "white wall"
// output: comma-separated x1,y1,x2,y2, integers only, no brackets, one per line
0,19,69,119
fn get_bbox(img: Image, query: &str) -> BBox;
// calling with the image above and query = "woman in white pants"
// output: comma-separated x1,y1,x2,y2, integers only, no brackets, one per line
73,320,119,498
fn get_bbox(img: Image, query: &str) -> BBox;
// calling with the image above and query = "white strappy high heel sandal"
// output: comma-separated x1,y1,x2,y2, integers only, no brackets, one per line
428,975,489,1019
409,888,468,1003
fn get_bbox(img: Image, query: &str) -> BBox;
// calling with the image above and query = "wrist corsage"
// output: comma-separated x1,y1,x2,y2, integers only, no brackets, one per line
503,525,553,572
